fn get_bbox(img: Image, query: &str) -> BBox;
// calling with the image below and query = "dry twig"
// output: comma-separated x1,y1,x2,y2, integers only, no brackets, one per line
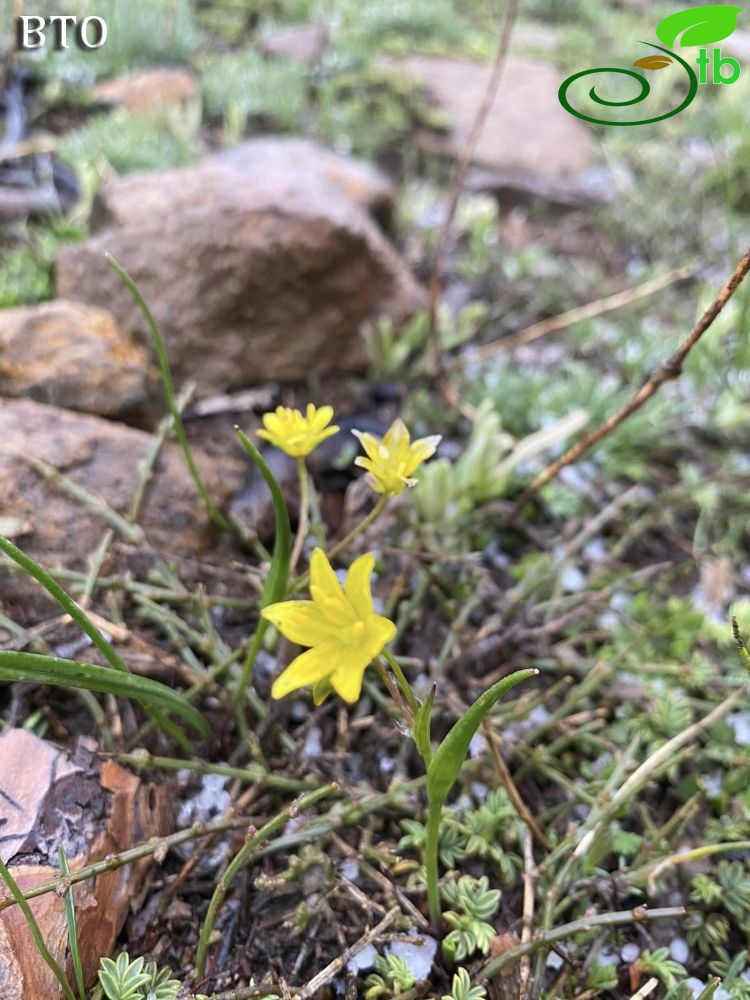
517,247,750,504
462,265,692,362
427,0,521,379
294,908,400,1000
519,827,536,1000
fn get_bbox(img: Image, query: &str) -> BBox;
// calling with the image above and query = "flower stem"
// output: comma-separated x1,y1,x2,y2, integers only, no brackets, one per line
290,457,309,574
380,648,419,719
425,793,443,930
291,495,388,593
329,494,388,561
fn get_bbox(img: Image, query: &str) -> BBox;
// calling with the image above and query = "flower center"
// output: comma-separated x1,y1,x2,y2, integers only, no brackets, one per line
340,620,366,647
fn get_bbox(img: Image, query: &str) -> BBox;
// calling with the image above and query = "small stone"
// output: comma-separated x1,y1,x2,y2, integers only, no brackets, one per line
670,937,689,964
260,22,329,64
347,943,377,973
0,299,154,420
388,933,438,982
0,396,248,618
92,66,200,115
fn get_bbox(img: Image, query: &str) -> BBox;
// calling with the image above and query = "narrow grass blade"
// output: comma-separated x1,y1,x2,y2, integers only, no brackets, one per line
234,427,293,703
234,426,292,606
0,857,77,1000
105,252,232,535
57,848,85,1000
0,651,210,736
0,535,198,750
0,534,128,674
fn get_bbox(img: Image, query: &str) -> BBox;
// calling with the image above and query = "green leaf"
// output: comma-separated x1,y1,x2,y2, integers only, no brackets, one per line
0,534,195,753
413,682,436,764
234,427,292,607
427,668,536,806
0,651,209,737
656,5,742,47
99,954,151,1000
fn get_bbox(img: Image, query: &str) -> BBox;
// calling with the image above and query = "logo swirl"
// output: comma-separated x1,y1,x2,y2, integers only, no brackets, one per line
558,42,698,126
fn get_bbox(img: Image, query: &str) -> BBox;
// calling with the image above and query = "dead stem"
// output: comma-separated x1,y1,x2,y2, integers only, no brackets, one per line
463,265,693,363
483,723,552,852
515,247,750,507
294,908,400,1000
480,905,685,978
427,0,521,382
519,826,536,1000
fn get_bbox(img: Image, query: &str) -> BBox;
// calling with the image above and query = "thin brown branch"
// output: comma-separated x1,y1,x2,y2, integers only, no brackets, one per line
294,908,400,1000
428,0,521,381
480,905,685,978
461,265,693,363
518,247,750,504
519,827,536,1000
483,723,552,852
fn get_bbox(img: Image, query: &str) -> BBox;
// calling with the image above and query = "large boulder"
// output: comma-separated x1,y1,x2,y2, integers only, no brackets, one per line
0,397,247,595
392,56,599,202
0,299,154,420
56,139,423,395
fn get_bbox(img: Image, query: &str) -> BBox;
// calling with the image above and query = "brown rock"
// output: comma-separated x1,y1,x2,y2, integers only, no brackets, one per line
260,22,329,64
92,66,200,116
0,397,247,589
0,730,171,997
0,300,154,420
392,55,594,181
56,139,423,395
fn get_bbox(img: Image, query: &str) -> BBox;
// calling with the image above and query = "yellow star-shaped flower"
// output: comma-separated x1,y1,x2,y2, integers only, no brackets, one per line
262,548,396,703
352,418,441,496
257,403,339,458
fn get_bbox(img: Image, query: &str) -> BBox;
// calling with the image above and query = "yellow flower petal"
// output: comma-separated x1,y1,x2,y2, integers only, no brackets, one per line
351,420,440,496
311,404,334,430
344,553,375,618
310,548,345,602
382,418,409,452
271,642,338,699
329,659,369,702
362,613,397,660
327,615,395,701
405,436,441,471
352,430,382,463
261,600,337,645
255,404,338,457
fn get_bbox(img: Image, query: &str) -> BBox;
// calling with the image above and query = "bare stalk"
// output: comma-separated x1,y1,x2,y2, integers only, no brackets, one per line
518,247,750,504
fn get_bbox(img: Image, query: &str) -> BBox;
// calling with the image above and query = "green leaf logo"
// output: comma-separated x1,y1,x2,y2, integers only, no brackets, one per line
656,5,742,47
